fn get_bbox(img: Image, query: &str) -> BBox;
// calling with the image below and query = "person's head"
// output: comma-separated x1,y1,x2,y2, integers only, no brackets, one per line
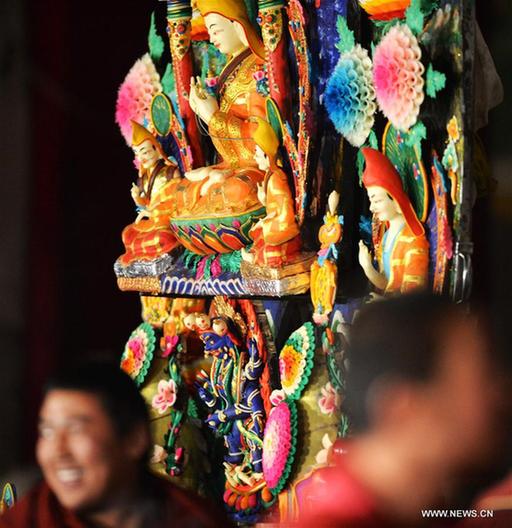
361,147,424,236
197,0,265,59
36,363,150,514
366,186,401,223
131,120,165,170
346,294,506,474
250,117,280,171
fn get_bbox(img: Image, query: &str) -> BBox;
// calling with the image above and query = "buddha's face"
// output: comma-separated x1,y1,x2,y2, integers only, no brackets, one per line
132,139,161,170
254,145,270,171
204,13,247,55
367,186,401,223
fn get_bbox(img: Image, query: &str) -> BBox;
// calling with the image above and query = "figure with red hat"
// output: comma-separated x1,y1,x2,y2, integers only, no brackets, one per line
358,147,429,294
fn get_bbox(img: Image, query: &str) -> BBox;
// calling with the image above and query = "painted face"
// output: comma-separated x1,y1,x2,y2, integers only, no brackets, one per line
183,313,197,331
254,145,269,171
132,139,160,170
366,186,401,223
195,313,211,331
204,13,245,55
212,318,228,337
36,390,127,514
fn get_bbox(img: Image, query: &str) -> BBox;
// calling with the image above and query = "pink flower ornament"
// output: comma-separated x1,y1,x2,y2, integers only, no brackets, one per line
115,53,162,144
318,382,341,416
373,24,424,131
152,379,178,414
162,335,179,358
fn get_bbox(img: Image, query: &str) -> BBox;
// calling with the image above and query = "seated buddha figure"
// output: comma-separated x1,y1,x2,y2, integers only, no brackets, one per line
119,121,184,265
358,147,429,294
242,117,301,267
182,0,268,218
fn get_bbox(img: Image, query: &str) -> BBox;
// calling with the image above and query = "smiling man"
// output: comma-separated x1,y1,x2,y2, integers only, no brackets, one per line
0,363,226,528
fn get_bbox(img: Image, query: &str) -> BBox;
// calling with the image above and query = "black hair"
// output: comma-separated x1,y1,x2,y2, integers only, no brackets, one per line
44,362,149,438
346,293,461,432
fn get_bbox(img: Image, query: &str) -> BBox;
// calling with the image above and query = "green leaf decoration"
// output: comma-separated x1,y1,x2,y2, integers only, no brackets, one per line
335,16,355,54
406,0,425,36
266,98,284,143
161,63,175,97
383,122,428,221
148,12,164,62
187,397,200,419
357,130,378,185
405,121,427,148
368,129,378,150
218,250,242,273
426,64,446,98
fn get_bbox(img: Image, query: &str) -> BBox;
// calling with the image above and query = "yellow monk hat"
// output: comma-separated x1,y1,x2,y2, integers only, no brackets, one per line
197,0,265,60
131,120,157,146
130,120,167,160
250,117,280,160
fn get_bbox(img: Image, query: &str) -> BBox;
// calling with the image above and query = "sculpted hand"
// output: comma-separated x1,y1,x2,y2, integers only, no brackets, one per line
257,182,266,206
185,166,211,182
131,183,142,205
189,76,218,125
358,240,374,272
135,209,151,224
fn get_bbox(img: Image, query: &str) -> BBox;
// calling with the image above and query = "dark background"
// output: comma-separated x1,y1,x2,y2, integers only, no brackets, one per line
0,0,510,481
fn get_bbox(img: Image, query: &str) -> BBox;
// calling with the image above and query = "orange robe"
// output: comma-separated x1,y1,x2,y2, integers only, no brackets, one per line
249,167,301,266
182,48,267,219
376,224,429,294
120,160,183,265
208,48,267,171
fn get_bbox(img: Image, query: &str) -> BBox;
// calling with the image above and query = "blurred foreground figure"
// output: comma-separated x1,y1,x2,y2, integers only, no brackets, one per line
0,363,227,528
298,294,508,527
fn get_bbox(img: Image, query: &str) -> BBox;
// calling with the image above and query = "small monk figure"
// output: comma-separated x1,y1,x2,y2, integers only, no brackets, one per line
358,147,429,294
120,121,181,265
242,117,301,267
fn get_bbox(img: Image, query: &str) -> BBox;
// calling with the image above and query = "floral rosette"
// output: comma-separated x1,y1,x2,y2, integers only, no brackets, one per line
324,45,376,147
115,53,162,145
262,400,297,493
279,322,315,401
120,322,156,387
373,24,425,131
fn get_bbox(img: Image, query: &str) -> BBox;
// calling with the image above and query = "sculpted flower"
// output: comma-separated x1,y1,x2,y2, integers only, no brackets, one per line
270,389,286,407
324,45,376,147
115,53,162,144
315,433,334,465
318,382,341,415
253,69,265,82
152,379,178,414
373,24,424,131
161,334,179,358
205,76,218,88
150,444,168,464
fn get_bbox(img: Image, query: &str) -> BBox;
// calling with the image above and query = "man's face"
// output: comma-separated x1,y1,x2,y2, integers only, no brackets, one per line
132,139,160,170
367,186,401,223
204,14,244,55
36,390,126,513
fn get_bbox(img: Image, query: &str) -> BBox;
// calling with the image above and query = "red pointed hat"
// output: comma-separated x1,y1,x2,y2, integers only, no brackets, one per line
361,147,424,237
